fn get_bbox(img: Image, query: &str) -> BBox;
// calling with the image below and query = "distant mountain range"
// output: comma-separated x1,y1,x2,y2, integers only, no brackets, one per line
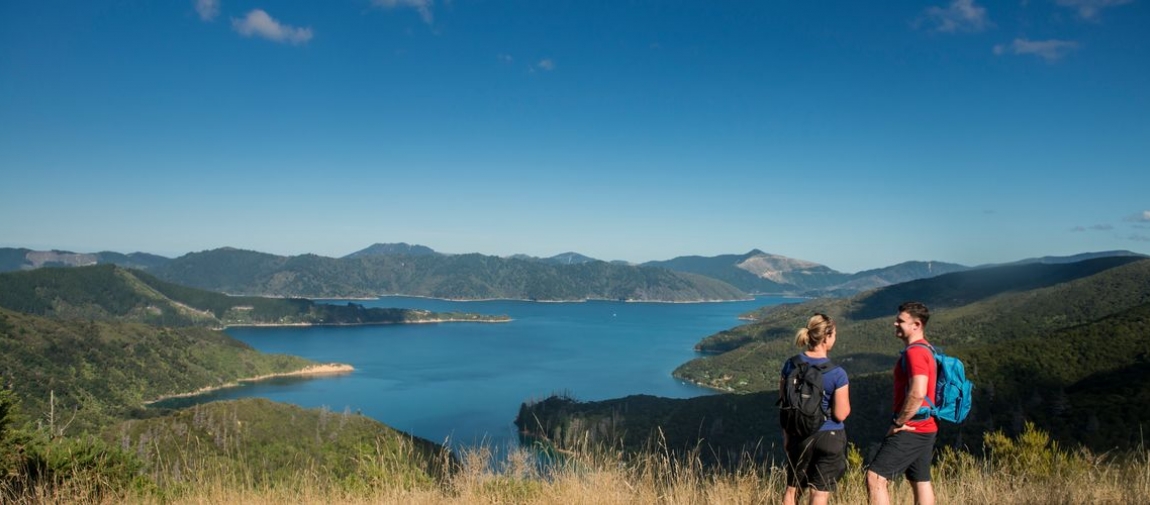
1,244,1144,300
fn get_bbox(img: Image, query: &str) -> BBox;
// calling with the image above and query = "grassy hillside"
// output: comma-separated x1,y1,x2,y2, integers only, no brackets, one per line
678,256,1150,390
0,264,509,328
148,248,749,301
103,398,449,489
0,308,317,433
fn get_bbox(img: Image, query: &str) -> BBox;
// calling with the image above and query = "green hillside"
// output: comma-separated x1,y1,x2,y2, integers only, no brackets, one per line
518,257,1150,461
103,398,450,488
148,248,749,301
0,308,316,433
677,256,1150,391
0,264,509,328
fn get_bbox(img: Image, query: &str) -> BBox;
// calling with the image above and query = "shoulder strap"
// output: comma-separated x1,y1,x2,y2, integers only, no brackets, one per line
900,342,938,412
900,342,934,372
792,353,837,372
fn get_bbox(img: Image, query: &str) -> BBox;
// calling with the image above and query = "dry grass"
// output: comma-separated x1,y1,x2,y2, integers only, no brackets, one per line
7,433,1150,505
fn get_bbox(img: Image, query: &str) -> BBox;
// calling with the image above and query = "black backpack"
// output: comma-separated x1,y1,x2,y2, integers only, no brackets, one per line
777,355,836,441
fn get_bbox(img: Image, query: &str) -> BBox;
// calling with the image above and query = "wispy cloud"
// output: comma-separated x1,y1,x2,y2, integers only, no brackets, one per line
194,0,219,21
232,10,313,45
1055,0,1133,20
993,38,1078,62
1126,210,1150,223
1070,224,1114,232
1129,234,1150,242
536,58,556,71
918,0,992,33
497,54,514,64
372,0,434,24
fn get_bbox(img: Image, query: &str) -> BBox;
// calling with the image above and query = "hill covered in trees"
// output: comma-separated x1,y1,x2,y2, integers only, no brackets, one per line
0,264,508,328
0,307,318,432
144,247,748,301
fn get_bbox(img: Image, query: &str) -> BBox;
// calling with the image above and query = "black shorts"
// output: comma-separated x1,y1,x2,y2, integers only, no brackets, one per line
867,431,936,483
785,429,848,492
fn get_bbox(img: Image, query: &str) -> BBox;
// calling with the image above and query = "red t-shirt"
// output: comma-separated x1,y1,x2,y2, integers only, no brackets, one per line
893,341,938,433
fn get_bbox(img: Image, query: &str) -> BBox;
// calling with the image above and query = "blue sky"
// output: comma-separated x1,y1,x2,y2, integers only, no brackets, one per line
1,0,1147,272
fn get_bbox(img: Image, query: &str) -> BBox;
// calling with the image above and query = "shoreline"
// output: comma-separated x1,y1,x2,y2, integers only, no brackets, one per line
219,317,512,329
143,363,355,405
371,294,761,304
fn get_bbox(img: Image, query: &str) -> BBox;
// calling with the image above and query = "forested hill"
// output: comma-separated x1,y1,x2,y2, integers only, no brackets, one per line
518,256,1150,461
146,248,748,301
0,307,317,432
0,264,509,328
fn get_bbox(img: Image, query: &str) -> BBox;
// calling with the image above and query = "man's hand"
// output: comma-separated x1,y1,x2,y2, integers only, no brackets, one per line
887,422,917,436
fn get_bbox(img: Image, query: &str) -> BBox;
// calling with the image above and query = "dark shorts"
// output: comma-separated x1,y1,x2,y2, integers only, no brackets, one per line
867,431,936,483
785,429,848,492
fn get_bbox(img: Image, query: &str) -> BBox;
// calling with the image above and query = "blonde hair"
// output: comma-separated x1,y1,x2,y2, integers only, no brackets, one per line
794,313,835,350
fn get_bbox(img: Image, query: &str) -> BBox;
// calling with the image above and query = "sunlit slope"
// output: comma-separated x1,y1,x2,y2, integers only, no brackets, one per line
0,308,315,432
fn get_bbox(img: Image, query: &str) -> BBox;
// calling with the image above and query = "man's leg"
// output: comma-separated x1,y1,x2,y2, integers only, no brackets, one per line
911,480,934,505
783,485,801,505
809,489,831,505
866,470,890,505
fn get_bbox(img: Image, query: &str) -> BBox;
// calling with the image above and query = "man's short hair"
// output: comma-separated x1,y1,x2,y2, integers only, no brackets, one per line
898,301,930,327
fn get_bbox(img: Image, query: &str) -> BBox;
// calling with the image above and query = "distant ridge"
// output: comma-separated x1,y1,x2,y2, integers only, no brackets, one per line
643,250,959,296
0,247,171,272
343,242,440,258
510,252,600,265
827,260,970,296
991,250,1147,266
147,248,748,301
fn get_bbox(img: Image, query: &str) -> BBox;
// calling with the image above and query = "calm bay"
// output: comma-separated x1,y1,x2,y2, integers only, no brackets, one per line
162,296,798,450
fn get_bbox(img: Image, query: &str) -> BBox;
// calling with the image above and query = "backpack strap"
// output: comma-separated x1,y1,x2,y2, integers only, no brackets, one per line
899,342,936,417
778,355,838,416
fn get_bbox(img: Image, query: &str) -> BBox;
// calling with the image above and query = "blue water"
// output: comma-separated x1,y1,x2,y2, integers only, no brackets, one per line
168,296,798,450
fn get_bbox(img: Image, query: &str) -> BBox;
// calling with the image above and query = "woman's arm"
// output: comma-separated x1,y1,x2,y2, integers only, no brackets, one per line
833,384,851,423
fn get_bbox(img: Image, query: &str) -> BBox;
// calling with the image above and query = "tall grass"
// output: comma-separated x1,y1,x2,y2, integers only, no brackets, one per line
6,423,1149,504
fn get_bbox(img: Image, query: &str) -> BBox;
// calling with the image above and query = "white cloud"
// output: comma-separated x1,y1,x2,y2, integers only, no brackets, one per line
1129,234,1150,242
194,0,219,21
498,53,514,64
919,0,992,33
993,38,1078,62
372,0,434,24
1126,210,1150,222
1055,0,1133,20
231,10,313,45
537,58,556,71
1090,224,1114,231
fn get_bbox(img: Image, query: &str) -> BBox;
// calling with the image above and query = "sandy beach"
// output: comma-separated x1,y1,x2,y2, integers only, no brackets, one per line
144,363,354,405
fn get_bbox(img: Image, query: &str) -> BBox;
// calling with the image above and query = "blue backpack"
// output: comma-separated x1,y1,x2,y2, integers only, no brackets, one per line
901,342,973,424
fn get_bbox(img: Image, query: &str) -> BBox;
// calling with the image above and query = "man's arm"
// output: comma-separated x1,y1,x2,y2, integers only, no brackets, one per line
892,374,928,428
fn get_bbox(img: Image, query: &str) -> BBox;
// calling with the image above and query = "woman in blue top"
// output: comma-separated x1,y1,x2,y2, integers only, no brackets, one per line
780,313,851,505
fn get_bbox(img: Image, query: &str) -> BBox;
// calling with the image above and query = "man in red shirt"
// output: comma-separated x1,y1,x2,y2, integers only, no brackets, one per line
866,301,937,505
